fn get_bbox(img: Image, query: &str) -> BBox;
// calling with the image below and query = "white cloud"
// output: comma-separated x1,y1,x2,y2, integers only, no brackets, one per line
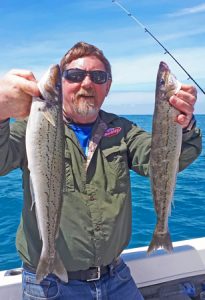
169,4,205,17
1,43,204,94
103,90,205,115
159,27,205,42
103,91,155,115
110,46,205,92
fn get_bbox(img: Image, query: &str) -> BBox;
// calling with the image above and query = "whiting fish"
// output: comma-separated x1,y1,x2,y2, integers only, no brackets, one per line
147,61,182,254
26,64,68,283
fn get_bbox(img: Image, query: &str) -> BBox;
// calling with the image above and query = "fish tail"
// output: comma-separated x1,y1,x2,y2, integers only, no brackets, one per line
147,230,173,255
36,254,51,283
36,251,68,283
52,252,68,283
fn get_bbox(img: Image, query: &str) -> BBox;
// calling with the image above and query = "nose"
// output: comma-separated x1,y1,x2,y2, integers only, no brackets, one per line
81,73,92,87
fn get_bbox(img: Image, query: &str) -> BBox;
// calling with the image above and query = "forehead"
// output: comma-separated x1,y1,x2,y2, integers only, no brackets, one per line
65,56,106,71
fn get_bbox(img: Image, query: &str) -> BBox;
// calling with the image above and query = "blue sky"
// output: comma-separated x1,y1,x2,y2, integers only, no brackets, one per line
0,0,205,114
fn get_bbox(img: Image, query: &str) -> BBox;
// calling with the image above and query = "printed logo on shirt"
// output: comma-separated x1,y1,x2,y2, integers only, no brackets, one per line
104,127,122,137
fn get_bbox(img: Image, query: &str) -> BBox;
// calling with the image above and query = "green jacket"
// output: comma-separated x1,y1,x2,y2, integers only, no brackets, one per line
0,110,202,271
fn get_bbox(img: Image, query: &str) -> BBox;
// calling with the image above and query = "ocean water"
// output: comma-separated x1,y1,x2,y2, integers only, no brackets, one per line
0,115,204,271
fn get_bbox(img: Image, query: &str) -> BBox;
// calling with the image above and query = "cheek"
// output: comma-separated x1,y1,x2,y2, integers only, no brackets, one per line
62,82,78,102
96,86,108,103
62,83,73,95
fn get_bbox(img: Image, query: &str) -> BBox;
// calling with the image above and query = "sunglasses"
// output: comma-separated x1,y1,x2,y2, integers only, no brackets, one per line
62,68,111,84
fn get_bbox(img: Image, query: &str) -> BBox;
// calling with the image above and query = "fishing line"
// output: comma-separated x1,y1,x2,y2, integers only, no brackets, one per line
112,0,205,94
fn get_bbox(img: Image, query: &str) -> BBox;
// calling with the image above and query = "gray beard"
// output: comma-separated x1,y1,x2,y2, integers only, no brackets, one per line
72,97,99,117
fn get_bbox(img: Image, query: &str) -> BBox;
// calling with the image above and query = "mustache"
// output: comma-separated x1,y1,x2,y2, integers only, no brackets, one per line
76,88,96,98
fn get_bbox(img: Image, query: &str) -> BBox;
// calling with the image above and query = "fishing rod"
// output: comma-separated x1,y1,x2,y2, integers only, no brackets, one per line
112,0,205,94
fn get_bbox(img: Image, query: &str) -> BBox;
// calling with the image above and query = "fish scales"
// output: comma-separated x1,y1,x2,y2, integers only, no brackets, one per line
147,61,182,254
26,64,68,282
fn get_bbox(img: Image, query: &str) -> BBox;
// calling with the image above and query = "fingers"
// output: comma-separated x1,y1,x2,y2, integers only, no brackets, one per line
7,69,37,81
177,114,192,128
6,69,40,97
0,69,40,120
15,76,40,97
169,84,197,128
180,84,197,97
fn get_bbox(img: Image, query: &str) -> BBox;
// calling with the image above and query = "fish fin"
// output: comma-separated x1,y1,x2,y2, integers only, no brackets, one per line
170,201,175,215
169,162,179,215
52,252,68,282
36,251,68,283
168,202,172,216
29,177,35,211
29,176,42,240
42,111,56,127
147,230,173,255
36,251,50,283
35,212,42,241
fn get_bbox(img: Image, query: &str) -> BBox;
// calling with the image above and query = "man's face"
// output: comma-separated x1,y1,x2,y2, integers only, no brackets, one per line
62,55,112,124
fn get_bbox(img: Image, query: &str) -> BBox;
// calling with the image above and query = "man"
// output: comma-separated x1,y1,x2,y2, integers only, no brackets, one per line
0,42,202,300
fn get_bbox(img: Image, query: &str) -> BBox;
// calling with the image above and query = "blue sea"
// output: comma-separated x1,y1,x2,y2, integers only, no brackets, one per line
0,115,204,271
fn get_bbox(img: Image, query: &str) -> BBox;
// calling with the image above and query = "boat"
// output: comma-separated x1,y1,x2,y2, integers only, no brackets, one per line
1,237,205,299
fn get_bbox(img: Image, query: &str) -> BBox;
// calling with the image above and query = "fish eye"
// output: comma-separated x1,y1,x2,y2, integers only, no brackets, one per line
160,78,165,85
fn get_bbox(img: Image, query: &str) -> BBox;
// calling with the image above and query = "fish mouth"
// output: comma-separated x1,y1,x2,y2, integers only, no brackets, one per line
38,64,61,102
159,61,170,72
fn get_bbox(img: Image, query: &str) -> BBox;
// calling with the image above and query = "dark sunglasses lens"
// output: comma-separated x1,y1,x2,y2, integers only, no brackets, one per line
63,70,85,82
91,71,107,84
63,69,109,84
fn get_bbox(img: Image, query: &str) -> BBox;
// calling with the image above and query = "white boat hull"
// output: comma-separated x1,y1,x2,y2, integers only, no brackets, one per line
1,237,205,299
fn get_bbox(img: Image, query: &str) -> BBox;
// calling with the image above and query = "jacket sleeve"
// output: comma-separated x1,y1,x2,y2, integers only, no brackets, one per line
179,126,202,171
125,121,202,177
0,119,27,175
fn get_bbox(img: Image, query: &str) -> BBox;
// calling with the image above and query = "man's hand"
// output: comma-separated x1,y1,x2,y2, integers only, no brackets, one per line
169,84,197,129
0,69,40,121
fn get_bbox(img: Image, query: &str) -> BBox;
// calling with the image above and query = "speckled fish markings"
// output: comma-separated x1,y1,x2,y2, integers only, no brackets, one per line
26,65,68,283
148,61,182,254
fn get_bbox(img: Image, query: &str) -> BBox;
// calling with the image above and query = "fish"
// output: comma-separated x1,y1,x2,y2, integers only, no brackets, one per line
147,61,182,254
25,64,68,283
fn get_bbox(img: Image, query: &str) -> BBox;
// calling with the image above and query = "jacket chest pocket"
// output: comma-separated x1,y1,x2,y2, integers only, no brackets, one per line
64,149,75,192
102,143,130,192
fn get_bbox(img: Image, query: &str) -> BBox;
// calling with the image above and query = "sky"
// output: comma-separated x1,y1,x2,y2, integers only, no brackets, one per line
0,0,205,114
